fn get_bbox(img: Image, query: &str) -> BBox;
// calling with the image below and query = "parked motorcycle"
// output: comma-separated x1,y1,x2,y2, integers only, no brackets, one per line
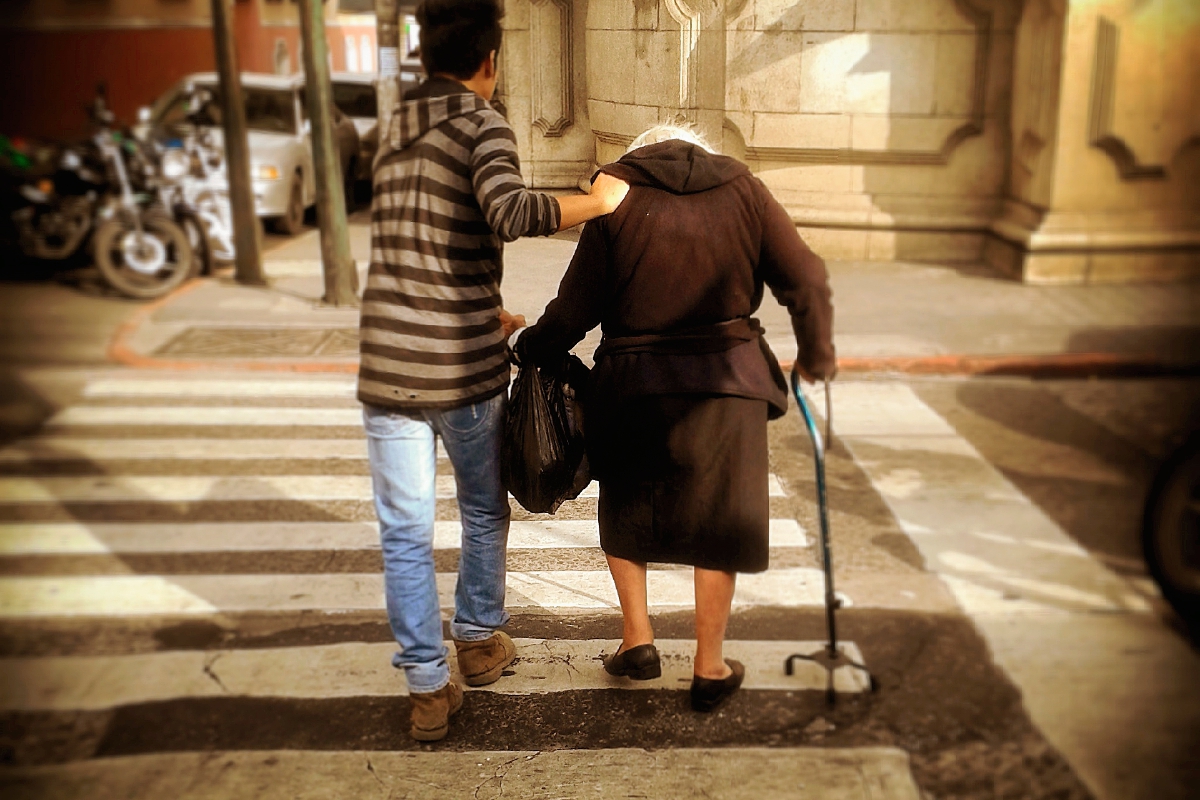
10,86,193,299
138,84,235,276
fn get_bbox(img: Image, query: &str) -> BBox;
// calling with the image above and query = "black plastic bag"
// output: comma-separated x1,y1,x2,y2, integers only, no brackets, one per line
501,352,590,514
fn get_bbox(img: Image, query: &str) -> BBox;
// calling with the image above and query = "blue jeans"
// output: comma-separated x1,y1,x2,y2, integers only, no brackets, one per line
363,393,511,693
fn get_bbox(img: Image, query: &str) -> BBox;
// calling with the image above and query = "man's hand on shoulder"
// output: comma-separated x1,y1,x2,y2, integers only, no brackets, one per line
590,172,630,215
555,172,631,231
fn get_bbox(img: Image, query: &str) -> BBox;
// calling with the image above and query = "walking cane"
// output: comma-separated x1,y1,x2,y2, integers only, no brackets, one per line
784,371,877,702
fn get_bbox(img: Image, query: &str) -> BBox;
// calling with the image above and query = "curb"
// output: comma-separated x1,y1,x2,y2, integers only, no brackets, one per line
812,353,1200,379
109,281,1198,378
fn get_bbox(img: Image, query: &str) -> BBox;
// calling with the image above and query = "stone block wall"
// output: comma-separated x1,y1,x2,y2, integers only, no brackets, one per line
500,0,596,189
986,0,1200,283
494,0,1200,282
723,0,1018,264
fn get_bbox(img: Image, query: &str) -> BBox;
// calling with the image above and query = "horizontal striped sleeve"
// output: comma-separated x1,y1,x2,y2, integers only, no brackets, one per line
469,112,561,242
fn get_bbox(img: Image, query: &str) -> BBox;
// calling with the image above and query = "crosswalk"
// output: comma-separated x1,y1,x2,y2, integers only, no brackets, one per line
0,375,919,798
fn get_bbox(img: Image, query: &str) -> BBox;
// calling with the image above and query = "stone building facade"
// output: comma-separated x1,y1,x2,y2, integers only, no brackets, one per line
494,0,1199,284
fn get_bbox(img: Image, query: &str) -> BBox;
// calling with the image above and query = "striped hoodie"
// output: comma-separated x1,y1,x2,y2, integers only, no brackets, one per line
357,77,561,410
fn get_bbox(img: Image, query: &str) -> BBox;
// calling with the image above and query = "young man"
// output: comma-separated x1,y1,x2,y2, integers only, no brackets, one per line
359,0,628,742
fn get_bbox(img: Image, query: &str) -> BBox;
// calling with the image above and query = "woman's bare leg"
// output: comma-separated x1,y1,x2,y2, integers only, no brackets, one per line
694,567,736,679
606,554,654,652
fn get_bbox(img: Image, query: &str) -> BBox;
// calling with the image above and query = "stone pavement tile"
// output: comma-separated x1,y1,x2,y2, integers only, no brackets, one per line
0,747,923,800
117,227,1200,367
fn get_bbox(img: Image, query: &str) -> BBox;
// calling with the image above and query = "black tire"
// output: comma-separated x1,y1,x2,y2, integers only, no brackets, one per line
178,211,210,278
1144,431,1200,625
93,212,193,300
272,172,305,236
343,157,358,212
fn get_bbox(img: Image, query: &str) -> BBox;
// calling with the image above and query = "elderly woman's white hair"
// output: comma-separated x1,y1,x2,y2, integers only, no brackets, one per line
626,123,716,154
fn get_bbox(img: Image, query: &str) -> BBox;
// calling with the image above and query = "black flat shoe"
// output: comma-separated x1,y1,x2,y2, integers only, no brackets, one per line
690,658,745,712
602,643,662,680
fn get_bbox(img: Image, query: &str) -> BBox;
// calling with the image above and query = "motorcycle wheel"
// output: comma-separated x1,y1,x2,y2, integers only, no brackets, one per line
93,212,194,300
1144,431,1200,626
178,212,211,278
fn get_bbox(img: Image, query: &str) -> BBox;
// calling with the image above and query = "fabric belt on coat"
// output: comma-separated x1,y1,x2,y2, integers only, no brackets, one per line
594,317,766,360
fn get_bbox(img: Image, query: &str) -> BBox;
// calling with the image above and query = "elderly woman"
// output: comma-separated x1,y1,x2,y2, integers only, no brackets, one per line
516,125,835,712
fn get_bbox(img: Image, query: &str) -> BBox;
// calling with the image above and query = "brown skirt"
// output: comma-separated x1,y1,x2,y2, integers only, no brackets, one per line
595,394,770,573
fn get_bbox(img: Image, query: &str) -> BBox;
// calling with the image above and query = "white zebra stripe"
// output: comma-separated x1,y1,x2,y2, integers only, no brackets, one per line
47,406,364,428
0,474,598,502
83,379,357,399
0,474,785,503
0,439,371,462
0,438,464,462
0,568,834,617
0,638,869,711
0,519,806,555
0,749,924,799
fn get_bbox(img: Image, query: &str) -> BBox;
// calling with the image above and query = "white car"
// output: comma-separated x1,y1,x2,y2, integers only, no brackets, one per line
146,73,360,235
331,66,422,182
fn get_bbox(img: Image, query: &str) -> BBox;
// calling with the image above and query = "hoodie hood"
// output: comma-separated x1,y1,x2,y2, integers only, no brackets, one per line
386,77,491,151
600,140,750,194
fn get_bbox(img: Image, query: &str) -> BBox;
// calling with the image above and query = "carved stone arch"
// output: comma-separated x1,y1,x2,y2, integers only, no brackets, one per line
1087,16,1165,180
662,0,703,111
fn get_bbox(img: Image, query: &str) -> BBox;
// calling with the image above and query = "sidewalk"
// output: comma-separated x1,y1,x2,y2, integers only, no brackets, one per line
110,221,1200,375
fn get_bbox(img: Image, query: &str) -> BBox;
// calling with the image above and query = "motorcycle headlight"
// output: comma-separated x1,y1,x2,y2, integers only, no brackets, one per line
254,164,281,181
161,149,189,179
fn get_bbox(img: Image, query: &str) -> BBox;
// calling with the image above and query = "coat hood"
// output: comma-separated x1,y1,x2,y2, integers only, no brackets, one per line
600,140,750,194
386,77,491,151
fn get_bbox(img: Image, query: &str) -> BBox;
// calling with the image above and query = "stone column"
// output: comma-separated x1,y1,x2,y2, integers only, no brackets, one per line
987,0,1200,283
500,0,594,188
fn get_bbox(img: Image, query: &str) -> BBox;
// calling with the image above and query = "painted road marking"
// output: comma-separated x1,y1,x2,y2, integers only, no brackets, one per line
0,568,832,617
0,473,785,503
0,439,370,462
826,382,1148,615
0,575,218,617
83,379,357,398
0,438,458,462
0,748,923,800
47,406,365,428
0,519,805,555
0,638,868,710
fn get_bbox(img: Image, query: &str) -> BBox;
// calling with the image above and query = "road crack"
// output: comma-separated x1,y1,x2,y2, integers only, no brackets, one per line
202,653,229,693
473,752,537,800
365,755,387,794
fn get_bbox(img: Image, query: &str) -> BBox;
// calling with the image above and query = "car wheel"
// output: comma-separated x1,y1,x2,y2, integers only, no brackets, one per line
343,157,358,212
272,173,305,236
1145,431,1200,626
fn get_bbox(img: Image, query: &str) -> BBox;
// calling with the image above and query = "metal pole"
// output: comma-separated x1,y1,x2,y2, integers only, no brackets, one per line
374,0,401,162
211,0,265,285
298,0,359,306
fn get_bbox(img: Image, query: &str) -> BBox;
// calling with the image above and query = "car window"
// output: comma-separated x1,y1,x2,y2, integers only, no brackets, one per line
156,90,194,128
332,82,377,119
164,84,296,135
297,88,349,123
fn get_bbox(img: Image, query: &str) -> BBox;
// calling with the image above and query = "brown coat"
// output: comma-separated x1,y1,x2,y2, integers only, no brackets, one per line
521,140,835,415
520,141,835,572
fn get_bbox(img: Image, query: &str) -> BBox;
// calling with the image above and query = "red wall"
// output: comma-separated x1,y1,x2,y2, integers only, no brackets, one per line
0,10,375,140
0,27,217,140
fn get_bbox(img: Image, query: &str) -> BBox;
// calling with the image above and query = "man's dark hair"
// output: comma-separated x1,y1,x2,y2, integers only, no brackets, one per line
416,0,504,80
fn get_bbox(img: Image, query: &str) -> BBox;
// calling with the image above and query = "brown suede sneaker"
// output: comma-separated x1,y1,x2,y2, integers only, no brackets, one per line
409,681,464,742
454,631,517,686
